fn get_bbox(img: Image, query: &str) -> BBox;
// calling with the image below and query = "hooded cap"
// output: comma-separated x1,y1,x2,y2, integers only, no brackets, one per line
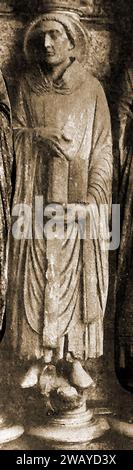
24,9,88,65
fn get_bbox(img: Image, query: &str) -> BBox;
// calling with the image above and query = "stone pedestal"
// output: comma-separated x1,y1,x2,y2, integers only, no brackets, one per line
27,402,109,447
0,414,24,445
108,415,133,438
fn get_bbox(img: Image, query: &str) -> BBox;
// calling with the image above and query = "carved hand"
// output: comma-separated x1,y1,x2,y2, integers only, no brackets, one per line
33,126,61,144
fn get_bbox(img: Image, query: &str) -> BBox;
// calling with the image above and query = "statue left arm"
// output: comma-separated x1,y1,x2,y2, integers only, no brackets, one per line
87,82,113,209
82,83,113,342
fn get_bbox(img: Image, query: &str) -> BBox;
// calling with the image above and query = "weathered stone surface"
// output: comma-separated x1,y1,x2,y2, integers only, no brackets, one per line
0,2,131,82
0,0,131,369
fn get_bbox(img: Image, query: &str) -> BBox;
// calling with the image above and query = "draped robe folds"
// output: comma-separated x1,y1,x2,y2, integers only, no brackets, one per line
8,61,112,361
0,71,13,331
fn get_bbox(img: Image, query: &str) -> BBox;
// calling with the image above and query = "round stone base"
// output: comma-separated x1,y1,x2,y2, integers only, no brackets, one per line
0,411,24,445
27,405,109,445
108,416,133,438
0,424,24,445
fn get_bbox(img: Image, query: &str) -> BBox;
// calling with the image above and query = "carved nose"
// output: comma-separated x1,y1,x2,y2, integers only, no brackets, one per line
44,33,52,49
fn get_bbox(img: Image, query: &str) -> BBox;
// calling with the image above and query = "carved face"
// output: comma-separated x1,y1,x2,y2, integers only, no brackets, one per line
41,20,74,66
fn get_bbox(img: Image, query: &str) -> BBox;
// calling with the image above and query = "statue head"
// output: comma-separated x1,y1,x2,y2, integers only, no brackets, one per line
24,1,88,67
35,19,75,67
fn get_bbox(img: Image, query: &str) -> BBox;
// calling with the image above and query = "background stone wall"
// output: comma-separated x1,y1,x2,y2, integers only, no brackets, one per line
0,1,132,116
0,1,132,97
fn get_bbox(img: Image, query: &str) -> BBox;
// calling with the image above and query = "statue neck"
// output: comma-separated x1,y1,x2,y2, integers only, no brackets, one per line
43,58,74,83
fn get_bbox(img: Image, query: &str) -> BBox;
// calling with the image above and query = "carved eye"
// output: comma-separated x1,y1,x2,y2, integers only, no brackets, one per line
50,31,61,40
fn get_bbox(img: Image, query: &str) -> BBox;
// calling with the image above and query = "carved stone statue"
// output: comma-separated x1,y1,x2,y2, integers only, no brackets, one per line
5,0,112,443
0,71,13,332
0,70,24,444
116,67,133,389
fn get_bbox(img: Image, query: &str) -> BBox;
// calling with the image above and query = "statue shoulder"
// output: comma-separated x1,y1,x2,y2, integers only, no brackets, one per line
84,70,106,101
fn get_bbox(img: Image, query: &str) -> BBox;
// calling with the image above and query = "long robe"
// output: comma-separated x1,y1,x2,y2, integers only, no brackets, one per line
7,60,112,361
0,71,13,332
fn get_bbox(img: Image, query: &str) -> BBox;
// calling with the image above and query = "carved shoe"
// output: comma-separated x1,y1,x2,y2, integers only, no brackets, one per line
20,364,41,389
56,359,94,390
70,360,94,390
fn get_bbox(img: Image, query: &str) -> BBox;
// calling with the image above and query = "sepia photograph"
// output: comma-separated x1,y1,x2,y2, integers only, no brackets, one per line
0,0,133,460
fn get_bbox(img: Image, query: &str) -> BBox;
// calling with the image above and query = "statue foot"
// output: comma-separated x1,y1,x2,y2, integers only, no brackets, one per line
56,359,94,390
20,364,41,389
70,360,94,390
